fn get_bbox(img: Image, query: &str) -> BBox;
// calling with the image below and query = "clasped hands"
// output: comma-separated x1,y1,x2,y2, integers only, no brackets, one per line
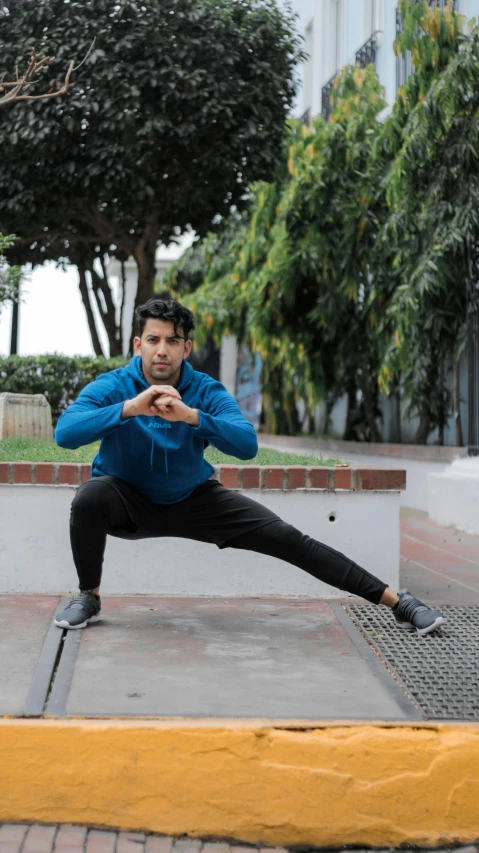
121,385,200,426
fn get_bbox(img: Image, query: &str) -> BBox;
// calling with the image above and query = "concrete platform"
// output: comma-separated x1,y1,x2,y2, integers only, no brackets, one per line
1,508,478,721
62,598,410,720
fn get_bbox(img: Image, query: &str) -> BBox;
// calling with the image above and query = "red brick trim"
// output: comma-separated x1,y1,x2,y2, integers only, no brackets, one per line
0,462,406,490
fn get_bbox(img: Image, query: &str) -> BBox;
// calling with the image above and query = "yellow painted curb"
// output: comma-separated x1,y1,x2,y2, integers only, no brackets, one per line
1,718,479,848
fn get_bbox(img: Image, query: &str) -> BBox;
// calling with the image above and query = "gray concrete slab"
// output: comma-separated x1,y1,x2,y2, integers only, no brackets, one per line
0,595,59,715
65,598,408,719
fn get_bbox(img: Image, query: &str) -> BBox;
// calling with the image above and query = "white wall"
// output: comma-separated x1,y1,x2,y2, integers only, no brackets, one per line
0,485,400,596
314,350,469,447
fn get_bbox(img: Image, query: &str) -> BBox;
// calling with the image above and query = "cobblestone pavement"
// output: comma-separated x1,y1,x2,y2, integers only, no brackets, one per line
0,826,478,853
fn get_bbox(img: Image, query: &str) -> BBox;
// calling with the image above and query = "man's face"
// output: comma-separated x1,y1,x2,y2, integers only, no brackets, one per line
134,318,192,386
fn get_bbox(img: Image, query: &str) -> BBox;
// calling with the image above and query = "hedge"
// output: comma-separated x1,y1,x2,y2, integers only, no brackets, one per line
0,355,129,426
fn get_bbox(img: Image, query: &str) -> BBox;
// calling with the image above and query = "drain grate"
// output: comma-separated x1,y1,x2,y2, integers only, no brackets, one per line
345,604,479,720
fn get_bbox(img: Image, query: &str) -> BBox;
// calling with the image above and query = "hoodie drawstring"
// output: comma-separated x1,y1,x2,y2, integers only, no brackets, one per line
150,422,169,477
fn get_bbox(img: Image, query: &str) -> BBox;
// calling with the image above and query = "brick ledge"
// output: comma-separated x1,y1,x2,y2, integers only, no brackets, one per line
0,462,406,491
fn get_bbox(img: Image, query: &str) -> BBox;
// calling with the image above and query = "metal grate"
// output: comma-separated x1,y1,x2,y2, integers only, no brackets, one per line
345,604,479,720
355,32,379,71
321,75,337,122
299,107,311,126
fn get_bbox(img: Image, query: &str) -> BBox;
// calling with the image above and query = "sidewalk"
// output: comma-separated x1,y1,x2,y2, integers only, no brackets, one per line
1,824,478,853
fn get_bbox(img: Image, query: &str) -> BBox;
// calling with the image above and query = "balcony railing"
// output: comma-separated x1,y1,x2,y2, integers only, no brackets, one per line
396,0,458,90
299,107,311,126
355,31,380,70
321,74,338,122
321,32,380,122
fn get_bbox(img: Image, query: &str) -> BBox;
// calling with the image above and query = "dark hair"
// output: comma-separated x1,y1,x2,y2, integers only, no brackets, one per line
135,298,196,340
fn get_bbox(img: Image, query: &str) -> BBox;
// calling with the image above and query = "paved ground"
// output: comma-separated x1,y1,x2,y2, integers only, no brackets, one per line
1,508,478,722
400,507,479,604
1,825,478,853
1,509,479,848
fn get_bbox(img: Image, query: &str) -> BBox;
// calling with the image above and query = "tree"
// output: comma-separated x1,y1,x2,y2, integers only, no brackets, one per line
170,0,477,446
171,65,391,438
379,0,468,444
0,0,303,355
0,235,21,314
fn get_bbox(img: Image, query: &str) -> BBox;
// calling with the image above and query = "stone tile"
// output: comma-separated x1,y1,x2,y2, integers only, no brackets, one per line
116,831,146,852
201,845,230,853
172,841,202,853
55,824,88,848
145,838,174,853
0,826,28,844
85,829,117,853
22,824,56,853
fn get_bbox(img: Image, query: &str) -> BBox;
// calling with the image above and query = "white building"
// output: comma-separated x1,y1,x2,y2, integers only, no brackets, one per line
290,0,479,122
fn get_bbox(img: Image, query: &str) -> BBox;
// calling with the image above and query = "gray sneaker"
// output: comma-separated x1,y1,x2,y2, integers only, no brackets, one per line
55,591,101,629
393,588,445,636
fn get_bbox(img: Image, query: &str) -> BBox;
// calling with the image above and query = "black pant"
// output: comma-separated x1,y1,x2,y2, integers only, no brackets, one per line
69,476,388,604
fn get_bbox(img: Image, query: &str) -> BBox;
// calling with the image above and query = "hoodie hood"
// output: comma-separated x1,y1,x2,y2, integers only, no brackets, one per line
125,356,196,474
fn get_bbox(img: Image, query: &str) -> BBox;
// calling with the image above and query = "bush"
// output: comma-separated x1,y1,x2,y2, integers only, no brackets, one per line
0,355,129,425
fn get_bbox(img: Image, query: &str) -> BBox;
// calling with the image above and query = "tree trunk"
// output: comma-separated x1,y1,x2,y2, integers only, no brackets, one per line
321,399,333,437
362,384,382,443
438,359,445,447
119,260,127,356
285,391,300,435
453,359,464,447
77,263,105,357
130,215,160,352
87,260,123,357
415,414,430,445
343,382,357,441
395,390,402,444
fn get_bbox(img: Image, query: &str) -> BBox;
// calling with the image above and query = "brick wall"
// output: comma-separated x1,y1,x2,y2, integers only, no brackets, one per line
0,462,406,491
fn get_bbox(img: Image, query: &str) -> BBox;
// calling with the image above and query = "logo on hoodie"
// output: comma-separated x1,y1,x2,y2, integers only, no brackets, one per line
148,418,172,429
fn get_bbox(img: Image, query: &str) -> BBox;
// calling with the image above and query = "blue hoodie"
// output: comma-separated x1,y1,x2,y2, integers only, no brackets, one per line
55,356,258,504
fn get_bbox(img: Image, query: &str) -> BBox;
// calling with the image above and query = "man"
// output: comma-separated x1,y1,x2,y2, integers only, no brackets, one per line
55,298,445,635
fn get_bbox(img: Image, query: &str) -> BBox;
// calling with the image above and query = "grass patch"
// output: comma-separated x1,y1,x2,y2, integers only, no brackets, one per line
0,436,347,467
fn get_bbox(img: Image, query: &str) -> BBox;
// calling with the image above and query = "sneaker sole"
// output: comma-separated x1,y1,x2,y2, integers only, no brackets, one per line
416,615,445,636
395,616,445,635
54,613,101,630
